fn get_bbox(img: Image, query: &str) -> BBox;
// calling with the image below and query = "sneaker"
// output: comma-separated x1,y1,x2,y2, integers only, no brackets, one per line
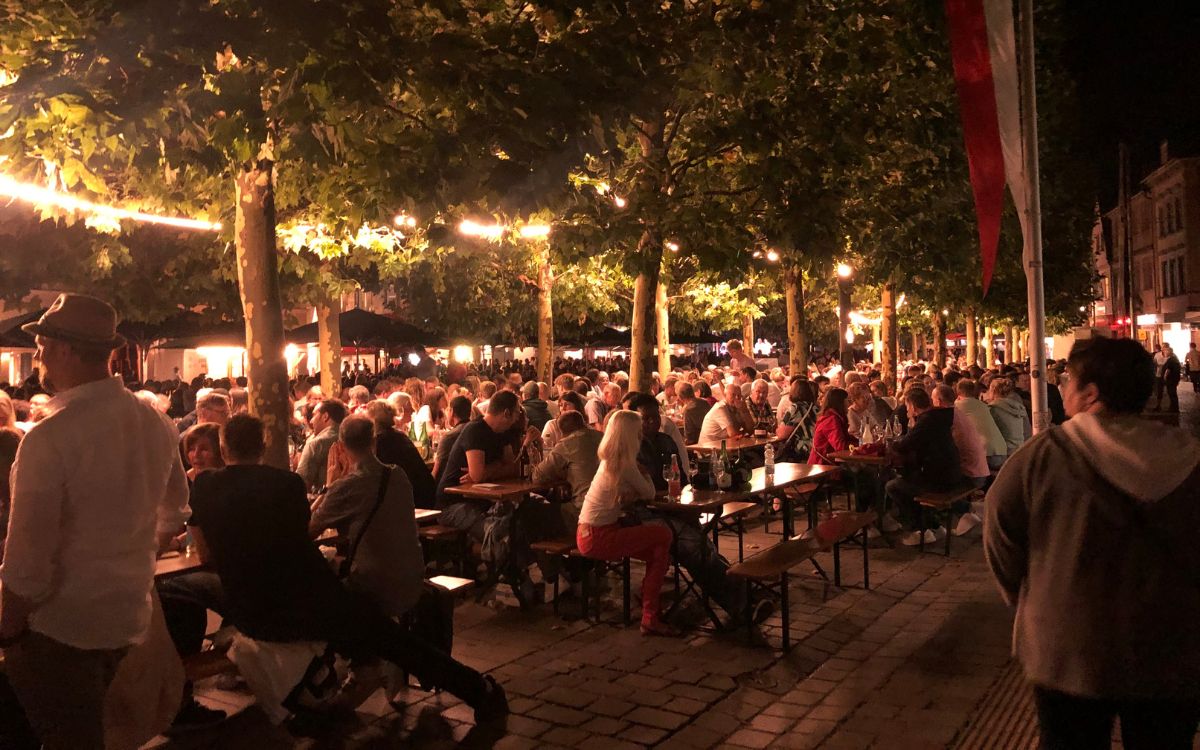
931,526,947,539
167,698,227,735
880,514,902,533
474,675,509,722
751,597,777,625
900,530,938,547
866,526,882,540
338,664,384,709
970,500,986,517
954,513,982,537
799,528,816,541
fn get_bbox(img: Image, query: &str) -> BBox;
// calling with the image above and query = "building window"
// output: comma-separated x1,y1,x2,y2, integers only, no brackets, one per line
1159,206,1167,237
1175,196,1184,232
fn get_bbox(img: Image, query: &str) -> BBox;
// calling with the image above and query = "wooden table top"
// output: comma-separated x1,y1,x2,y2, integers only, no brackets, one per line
155,551,203,579
646,462,839,515
686,434,781,453
443,479,548,502
829,450,890,467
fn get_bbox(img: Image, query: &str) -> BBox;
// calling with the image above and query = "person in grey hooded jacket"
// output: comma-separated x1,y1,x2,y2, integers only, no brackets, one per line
985,377,1031,453
985,337,1200,750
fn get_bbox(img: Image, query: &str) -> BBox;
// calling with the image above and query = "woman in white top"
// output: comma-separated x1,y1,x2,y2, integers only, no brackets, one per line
577,410,678,637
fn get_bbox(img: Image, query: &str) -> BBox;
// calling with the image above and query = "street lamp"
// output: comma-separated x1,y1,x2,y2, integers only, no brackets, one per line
837,263,854,370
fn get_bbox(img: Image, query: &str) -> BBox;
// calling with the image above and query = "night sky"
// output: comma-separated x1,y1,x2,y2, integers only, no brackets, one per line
1062,0,1200,205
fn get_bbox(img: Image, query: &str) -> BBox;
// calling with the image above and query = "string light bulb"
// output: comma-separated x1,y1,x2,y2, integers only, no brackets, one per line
0,174,221,231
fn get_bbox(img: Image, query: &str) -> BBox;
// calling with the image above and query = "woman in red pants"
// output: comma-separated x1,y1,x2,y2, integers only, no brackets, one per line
576,410,679,636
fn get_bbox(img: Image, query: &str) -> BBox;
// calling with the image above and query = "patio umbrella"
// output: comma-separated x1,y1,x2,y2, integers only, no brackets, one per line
0,308,42,348
287,308,439,348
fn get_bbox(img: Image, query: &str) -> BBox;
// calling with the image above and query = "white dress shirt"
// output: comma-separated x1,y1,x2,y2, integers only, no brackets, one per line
1,377,189,649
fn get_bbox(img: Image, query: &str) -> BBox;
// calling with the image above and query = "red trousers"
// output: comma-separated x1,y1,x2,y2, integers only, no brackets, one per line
577,522,672,627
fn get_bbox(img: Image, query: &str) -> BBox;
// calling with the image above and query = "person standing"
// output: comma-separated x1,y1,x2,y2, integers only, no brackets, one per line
985,337,1200,749
1162,343,1182,413
0,294,190,749
1186,342,1200,394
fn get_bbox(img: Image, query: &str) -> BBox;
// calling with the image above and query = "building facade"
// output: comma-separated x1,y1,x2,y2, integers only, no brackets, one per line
1097,143,1200,353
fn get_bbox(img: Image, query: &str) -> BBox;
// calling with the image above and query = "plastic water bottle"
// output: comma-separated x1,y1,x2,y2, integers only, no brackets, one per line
764,442,775,478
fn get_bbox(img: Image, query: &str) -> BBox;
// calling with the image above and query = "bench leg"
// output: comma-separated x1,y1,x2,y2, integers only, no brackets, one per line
862,527,870,590
833,541,842,587
622,558,631,625
744,581,754,646
780,572,791,652
918,508,927,553
737,519,745,562
944,511,952,556
552,564,560,616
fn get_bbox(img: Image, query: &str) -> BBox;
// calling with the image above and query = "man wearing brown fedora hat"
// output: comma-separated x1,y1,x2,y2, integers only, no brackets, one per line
0,293,190,748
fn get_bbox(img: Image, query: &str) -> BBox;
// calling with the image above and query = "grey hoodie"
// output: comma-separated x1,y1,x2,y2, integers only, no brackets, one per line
985,413,1200,699
989,395,1031,453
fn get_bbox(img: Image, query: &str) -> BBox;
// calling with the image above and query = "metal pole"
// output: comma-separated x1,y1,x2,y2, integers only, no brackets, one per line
1019,0,1049,433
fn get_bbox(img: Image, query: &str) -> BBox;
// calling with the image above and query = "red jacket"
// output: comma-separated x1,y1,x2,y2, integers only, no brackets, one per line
810,409,855,464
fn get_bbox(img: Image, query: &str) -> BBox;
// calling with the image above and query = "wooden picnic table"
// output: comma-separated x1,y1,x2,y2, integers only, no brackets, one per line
829,450,894,544
155,551,204,579
828,449,890,467
686,434,780,454
647,462,840,535
442,478,549,503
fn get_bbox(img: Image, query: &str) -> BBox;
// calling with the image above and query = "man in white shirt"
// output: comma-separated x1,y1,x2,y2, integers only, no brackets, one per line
698,385,751,444
0,294,189,748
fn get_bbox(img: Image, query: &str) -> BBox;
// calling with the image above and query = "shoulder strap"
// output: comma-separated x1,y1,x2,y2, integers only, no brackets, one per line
343,467,392,574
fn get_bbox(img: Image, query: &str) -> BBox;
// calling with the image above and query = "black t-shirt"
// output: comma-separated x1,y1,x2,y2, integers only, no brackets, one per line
376,428,437,509
435,419,509,507
189,465,341,640
637,433,684,492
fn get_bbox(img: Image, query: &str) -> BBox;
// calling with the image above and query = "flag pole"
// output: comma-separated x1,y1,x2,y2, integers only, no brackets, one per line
1018,0,1049,433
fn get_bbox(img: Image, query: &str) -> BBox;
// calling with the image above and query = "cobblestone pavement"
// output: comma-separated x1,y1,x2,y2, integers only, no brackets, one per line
154,522,1015,750
151,389,1200,749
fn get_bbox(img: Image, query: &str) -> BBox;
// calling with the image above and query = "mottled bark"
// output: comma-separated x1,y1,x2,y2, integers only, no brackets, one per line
656,278,670,379
536,242,553,384
784,264,807,374
1004,324,1016,364
965,309,979,369
235,160,290,469
629,237,662,393
741,312,754,356
316,287,341,398
933,312,948,369
881,282,898,389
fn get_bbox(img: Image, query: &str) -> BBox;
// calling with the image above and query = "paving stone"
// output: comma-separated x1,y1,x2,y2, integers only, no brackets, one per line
579,715,629,735
542,726,591,746
588,696,636,718
619,723,669,745
625,705,691,731
528,702,590,726
725,728,778,748
538,685,597,709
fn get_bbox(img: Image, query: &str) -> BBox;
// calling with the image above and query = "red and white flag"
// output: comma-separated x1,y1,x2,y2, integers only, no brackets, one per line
944,0,1024,295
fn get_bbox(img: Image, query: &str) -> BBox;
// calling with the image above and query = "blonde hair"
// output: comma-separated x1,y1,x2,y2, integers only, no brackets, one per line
598,410,642,474
988,377,1014,400
0,391,15,429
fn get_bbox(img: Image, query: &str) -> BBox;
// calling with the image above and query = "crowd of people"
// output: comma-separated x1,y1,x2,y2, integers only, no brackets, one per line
3,295,1200,748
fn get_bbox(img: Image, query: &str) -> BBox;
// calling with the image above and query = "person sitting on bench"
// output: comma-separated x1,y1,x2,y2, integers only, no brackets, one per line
885,388,965,547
